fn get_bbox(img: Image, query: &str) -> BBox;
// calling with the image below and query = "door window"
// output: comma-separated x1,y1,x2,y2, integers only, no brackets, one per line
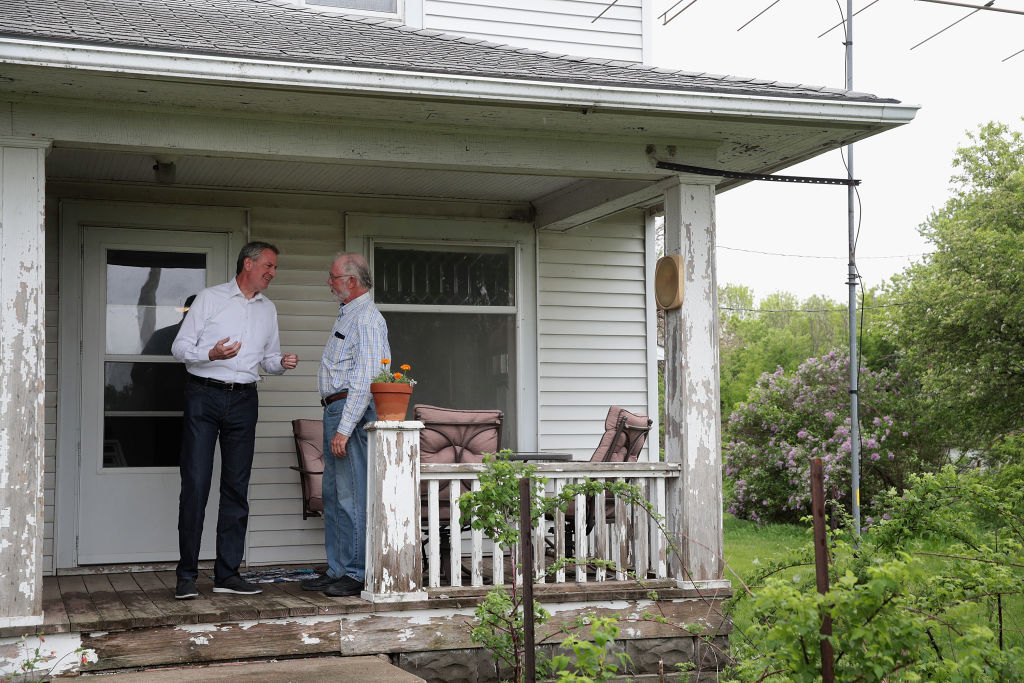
102,250,205,468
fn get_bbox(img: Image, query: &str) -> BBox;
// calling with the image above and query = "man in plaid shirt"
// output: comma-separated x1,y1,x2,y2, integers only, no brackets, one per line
301,252,389,598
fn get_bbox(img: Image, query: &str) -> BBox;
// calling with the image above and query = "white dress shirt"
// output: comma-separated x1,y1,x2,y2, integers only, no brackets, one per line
171,279,285,383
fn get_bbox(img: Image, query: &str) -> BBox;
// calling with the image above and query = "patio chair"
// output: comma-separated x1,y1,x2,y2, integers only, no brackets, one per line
563,406,653,555
414,404,503,579
290,418,324,520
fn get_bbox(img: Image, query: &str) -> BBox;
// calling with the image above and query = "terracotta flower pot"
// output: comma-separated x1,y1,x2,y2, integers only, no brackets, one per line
370,382,413,420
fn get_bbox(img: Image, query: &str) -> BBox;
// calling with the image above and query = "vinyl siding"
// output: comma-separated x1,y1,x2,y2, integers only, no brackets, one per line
43,190,535,573
536,210,653,460
424,0,645,63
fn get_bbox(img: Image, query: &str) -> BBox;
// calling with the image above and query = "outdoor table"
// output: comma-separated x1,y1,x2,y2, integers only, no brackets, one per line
507,451,574,462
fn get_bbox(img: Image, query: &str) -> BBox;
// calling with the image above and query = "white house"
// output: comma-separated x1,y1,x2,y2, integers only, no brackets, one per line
0,0,917,629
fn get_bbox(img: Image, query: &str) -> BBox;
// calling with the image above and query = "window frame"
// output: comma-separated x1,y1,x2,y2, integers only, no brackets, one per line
299,0,404,20
345,213,538,452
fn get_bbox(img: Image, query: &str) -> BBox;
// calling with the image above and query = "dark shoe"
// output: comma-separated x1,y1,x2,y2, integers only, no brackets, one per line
212,575,262,595
300,574,337,591
323,576,364,597
175,579,198,600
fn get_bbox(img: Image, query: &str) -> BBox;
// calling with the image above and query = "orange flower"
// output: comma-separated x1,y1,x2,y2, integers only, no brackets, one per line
381,358,390,364
400,364,411,371
393,372,403,380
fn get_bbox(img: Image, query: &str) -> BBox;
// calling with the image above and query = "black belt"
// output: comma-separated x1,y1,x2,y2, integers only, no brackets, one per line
188,374,256,391
321,391,348,407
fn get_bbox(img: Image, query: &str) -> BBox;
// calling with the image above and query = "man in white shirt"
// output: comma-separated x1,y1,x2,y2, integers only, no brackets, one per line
170,241,298,600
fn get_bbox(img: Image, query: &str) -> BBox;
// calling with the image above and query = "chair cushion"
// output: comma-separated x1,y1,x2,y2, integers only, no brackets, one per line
292,418,324,513
414,404,502,464
592,406,651,463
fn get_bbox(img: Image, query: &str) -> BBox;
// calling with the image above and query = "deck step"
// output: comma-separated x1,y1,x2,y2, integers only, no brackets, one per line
80,655,424,682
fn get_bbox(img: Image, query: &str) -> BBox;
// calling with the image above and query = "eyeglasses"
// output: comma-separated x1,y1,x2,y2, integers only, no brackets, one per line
328,272,352,282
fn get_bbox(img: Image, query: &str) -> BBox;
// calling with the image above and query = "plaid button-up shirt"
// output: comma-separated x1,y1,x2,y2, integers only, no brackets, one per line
318,292,390,437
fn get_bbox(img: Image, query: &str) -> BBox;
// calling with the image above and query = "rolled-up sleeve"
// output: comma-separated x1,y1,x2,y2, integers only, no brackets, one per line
259,303,285,375
171,291,211,364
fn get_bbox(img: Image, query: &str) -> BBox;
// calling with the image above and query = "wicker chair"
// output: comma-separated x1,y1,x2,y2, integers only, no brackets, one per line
290,418,324,520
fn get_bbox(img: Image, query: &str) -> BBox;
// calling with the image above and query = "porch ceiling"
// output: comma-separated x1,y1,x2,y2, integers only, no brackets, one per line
45,147,577,203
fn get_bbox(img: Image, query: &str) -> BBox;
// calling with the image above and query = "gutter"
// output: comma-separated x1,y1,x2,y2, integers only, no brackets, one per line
0,37,919,127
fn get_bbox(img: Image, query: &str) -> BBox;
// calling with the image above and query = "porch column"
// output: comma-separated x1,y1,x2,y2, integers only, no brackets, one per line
662,178,724,582
362,420,428,603
0,137,50,627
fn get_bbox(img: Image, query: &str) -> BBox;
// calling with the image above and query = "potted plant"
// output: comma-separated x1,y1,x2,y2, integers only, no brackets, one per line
370,358,416,420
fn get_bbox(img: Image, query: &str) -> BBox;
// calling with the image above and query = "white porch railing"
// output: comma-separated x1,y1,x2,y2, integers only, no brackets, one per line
362,421,681,602
420,461,680,590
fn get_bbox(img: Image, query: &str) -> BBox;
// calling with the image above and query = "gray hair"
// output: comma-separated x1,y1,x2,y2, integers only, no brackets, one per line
335,252,373,289
236,241,279,275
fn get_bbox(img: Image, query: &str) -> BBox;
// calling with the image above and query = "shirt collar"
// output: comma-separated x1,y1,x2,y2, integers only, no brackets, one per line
340,291,372,315
229,278,265,302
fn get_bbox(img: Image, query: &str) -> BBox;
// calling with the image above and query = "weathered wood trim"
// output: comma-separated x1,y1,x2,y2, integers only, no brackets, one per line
533,178,677,232
363,421,427,603
0,137,50,627
662,180,723,582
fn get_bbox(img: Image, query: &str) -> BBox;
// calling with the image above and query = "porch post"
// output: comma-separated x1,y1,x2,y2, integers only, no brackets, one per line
0,137,50,627
362,420,428,603
662,178,724,583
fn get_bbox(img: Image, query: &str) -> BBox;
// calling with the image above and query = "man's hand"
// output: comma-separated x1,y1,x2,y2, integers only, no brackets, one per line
331,432,349,458
281,352,298,370
209,337,241,361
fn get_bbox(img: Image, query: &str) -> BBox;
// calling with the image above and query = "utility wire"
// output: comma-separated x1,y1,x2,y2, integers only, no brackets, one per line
592,0,620,23
738,0,784,31
660,0,701,25
911,0,994,50
717,245,928,260
818,0,883,38
721,302,910,313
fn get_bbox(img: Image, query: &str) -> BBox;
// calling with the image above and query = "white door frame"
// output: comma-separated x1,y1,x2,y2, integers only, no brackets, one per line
55,200,247,569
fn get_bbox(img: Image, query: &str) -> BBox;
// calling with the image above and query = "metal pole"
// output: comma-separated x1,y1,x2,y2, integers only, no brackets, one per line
519,477,536,683
811,459,835,682
846,0,861,536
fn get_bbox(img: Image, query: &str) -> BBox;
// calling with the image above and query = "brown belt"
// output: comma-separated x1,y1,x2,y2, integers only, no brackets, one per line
320,391,348,407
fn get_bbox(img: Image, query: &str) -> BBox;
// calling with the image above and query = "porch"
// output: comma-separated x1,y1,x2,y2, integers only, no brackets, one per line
14,569,730,679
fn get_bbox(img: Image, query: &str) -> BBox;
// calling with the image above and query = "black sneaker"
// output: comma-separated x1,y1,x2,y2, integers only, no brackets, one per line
323,576,364,597
175,579,198,600
300,574,337,591
212,575,262,595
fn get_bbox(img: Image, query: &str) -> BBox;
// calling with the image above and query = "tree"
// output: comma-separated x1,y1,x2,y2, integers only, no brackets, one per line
881,120,1024,456
723,351,944,524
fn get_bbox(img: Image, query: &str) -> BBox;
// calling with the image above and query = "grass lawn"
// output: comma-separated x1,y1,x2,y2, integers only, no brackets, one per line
722,513,806,582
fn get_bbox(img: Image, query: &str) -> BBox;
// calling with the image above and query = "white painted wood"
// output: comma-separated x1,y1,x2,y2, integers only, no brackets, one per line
534,178,678,232
449,480,461,588
594,487,606,581
536,212,651,460
362,421,427,603
427,479,440,588
574,484,587,582
424,0,644,62
470,479,483,587
0,138,49,625
662,180,723,582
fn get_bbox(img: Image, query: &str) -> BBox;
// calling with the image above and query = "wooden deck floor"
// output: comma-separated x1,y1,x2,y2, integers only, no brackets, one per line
22,568,692,639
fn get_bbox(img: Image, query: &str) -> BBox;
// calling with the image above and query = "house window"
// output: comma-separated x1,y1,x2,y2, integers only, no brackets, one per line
373,242,517,448
305,0,398,12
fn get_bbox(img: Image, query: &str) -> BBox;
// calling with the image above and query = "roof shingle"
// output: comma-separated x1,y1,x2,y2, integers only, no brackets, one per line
0,0,896,103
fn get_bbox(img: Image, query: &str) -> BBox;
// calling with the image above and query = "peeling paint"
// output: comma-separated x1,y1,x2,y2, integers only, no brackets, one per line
189,635,210,646
300,633,321,645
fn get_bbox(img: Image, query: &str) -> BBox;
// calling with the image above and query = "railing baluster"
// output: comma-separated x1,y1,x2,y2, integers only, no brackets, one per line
574,480,587,583
470,479,483,587
634,478,650,580
450,482,462,587
552,477,566,584
594,481,606,582
615,477,628,581
428,479,440,588
654,476,667,578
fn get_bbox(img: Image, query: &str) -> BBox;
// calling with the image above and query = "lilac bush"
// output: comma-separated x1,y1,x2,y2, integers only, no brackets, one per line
724,350,916,523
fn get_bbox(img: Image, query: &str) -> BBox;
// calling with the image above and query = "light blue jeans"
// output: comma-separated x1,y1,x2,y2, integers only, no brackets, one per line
322,398,375,583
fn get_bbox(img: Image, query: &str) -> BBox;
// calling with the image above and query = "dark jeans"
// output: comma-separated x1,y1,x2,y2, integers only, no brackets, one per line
176,378,258,583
